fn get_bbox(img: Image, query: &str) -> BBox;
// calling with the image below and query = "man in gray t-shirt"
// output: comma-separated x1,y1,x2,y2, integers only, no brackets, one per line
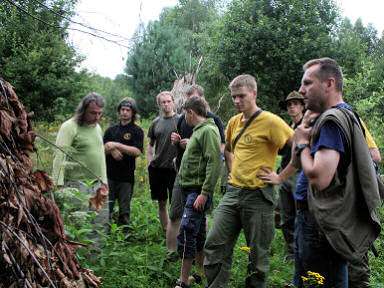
147,91,180,231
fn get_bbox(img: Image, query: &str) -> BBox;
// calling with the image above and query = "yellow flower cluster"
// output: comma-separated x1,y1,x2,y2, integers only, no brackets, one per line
301,271,325,286
239,246,251,253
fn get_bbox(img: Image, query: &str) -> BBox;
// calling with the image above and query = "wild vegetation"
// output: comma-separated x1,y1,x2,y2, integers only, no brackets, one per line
30,120,384,287
2,0,384,286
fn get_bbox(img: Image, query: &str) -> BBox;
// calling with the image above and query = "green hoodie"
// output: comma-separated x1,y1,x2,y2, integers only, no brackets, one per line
179,118,221,196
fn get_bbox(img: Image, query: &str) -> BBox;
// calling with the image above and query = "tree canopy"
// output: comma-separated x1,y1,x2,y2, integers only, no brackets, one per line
1,0,384,129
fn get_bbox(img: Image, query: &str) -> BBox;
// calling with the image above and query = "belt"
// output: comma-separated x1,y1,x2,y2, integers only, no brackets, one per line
296,200,308,211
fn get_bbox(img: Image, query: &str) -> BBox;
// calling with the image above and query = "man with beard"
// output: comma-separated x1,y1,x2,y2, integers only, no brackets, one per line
291,57,381,287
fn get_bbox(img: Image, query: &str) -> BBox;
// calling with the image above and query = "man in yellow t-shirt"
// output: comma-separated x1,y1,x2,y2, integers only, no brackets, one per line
204,74,294,288
361,120,381,164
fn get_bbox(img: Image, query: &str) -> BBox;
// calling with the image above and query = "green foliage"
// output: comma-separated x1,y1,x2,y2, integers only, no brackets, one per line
198,0,340,116
31,120,384,287
0,0,89,120
125,21,191,118
343,61,384,174
55,186,97,242
164,0,220,55
125,0,223,118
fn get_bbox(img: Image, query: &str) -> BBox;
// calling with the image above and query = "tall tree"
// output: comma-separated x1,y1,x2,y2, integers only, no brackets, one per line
0,0,87,120
125,21,190,118
198,0,340,118
125,0,223,117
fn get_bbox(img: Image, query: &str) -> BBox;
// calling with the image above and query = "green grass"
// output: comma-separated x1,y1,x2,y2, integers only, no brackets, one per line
72,190,294,288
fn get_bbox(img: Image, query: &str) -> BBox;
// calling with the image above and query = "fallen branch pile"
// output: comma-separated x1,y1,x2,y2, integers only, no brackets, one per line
0,77,102,287
171,55,203,113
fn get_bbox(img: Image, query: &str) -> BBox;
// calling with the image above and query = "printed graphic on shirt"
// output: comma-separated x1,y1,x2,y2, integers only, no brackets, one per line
123,133,131,140
244,134,252,144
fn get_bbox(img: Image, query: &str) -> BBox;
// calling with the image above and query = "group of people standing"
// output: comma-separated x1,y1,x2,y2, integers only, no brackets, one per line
52,57,382,288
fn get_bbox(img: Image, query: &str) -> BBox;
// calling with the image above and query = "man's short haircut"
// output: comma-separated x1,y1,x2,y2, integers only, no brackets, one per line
156,91,174,105
229,74,257,92
183,95,208,117
303,57,343,92
185,84,204,97
118,97,138,121
75,92,104,126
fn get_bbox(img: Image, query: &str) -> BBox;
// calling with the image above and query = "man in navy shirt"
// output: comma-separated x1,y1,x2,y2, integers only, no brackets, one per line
104,98,144,234
292,58,353,287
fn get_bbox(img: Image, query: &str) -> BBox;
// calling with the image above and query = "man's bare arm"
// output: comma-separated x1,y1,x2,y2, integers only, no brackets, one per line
224,141,233,176
370,147,382,164
147,142,154,166
220,143,225,154
294,122,339,191
104,141,141,157
300,147,339,191
258,162,298,185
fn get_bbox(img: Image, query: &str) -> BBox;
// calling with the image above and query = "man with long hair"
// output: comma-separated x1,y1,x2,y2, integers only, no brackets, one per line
53,92,107,188
52,92,109,254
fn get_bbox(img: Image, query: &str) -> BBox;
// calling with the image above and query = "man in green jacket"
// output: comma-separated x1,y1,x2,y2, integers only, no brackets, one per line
175,96,221,288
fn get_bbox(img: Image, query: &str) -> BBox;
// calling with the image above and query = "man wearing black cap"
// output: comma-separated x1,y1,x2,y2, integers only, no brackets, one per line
279,91,305,261
257,91,304,262
104,97,144,233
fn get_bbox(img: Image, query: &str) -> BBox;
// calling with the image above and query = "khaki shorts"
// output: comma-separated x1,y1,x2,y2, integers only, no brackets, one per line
169,174,183,220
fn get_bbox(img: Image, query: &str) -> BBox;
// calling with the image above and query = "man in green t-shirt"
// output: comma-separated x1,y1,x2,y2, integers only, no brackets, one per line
52,92,107,186
52,93,108,239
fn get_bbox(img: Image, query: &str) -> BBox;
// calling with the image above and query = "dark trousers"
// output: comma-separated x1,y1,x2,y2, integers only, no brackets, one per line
293,210,348,288
177,188,211,259
348,253,370,288
108,179,134,233
278,173,299,255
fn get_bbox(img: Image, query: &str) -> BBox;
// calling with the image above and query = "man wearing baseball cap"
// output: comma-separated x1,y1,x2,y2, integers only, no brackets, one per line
260,91,305,263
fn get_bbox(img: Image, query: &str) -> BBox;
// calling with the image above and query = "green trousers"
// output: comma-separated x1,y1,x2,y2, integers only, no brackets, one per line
348,252,370,288
204,184,275,288
278,172,299,256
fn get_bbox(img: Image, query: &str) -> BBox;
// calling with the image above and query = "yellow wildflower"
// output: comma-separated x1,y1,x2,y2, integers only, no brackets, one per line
139,176,144,183
239,246,250,253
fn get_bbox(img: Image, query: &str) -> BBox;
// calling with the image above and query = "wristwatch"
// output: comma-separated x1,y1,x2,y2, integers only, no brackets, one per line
295,143,310,157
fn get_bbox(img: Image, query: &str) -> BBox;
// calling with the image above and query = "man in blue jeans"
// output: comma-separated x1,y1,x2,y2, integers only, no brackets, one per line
292,58,354,287
175,96,221,288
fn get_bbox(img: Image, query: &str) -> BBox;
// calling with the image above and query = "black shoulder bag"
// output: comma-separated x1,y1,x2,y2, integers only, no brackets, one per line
232,109,262,151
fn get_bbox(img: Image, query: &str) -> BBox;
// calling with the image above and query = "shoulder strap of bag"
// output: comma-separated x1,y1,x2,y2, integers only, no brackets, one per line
334,106,366,137
233,109,262,151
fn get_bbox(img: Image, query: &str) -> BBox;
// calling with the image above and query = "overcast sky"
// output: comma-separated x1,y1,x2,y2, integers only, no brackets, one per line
68,0,384,79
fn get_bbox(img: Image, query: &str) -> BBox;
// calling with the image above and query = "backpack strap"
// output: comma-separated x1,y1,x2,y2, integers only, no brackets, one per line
233,109,262,151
